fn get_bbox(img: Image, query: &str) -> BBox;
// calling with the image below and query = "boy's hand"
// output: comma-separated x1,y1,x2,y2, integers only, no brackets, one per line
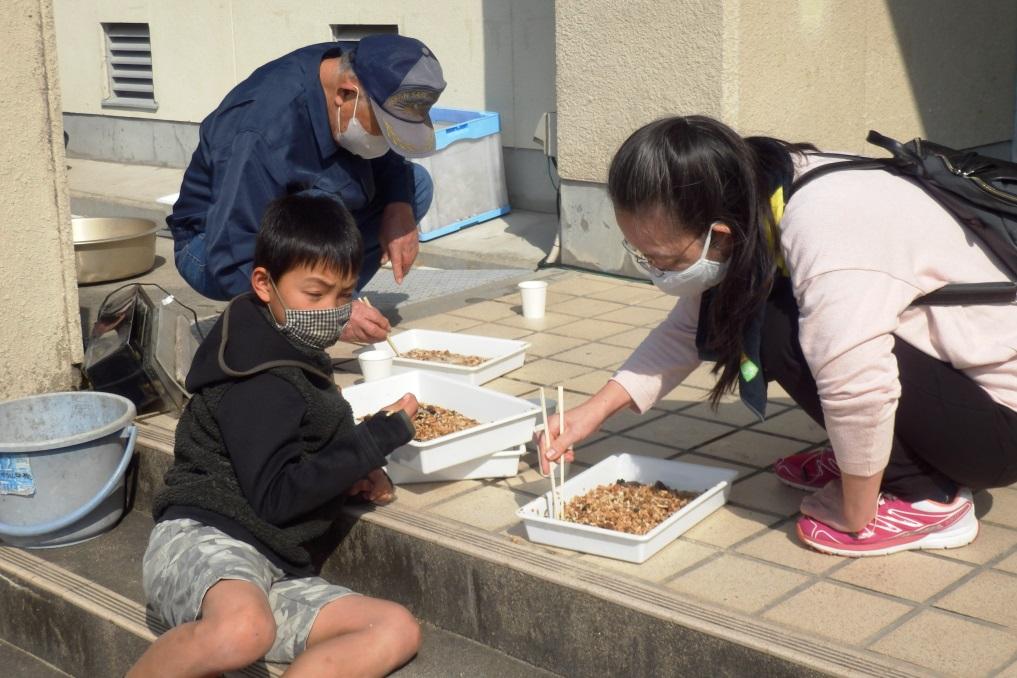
366,468,396,504
346,477,373,498
381,393,418,419
340,301,391,343
346,469,396,505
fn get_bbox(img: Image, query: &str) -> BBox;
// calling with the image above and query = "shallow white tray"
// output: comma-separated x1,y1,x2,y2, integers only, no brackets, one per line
516,453,739,563
342,372,539,473
372,328,529,385
386,444,525,484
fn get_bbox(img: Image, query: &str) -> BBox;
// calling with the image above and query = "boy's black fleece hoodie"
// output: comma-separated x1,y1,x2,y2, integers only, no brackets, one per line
153,293,414,576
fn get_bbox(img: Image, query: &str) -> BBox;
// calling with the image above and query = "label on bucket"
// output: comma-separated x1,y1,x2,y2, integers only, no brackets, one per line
0,454,35,496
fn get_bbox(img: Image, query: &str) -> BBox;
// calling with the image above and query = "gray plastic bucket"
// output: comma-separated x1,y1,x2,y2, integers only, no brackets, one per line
0,391,137,548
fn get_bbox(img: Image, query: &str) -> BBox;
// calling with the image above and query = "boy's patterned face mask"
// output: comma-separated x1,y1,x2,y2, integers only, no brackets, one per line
270,279,352,350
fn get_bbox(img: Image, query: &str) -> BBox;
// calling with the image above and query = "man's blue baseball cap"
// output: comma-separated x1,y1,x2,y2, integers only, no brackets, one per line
352,35,446,158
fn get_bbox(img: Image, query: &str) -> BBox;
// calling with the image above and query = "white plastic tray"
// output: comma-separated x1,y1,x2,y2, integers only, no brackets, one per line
342,372,539,473
516,453,739,563
386,444,524,484
371,328,529,385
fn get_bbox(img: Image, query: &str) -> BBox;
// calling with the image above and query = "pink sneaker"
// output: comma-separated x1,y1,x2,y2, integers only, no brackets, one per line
796,489,978,557
773,447,841,490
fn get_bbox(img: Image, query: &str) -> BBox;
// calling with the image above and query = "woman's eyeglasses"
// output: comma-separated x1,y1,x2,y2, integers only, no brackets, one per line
622,239,665,278
622,230,713,278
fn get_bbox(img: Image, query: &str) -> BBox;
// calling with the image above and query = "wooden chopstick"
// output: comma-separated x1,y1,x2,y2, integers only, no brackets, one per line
539,386,559,519
557,384,567,519
361,296,401,357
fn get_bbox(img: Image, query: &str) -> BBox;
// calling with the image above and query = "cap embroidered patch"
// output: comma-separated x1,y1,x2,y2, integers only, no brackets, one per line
382,117,431,155
353,34,446,158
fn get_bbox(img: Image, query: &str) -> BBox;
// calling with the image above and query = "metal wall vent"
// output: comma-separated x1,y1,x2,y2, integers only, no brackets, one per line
330,24,399,42
102,23,157,111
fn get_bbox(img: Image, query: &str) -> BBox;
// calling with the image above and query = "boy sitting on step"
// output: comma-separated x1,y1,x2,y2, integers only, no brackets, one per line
130,191,421,677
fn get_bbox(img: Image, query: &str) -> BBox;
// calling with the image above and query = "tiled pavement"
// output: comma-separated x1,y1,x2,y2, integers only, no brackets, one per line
170,269,1017,675
328,270,1017,676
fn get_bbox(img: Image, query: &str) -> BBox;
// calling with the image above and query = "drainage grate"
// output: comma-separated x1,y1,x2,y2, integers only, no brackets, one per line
361,267,527,309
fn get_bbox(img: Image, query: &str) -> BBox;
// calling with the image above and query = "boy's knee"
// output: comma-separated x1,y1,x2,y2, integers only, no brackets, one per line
384,604,422,660
201,607,276,667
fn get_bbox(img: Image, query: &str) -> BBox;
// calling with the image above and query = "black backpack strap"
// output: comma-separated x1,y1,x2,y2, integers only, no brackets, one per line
865,130,918,161
913,282,1017,306
786,147,1017,306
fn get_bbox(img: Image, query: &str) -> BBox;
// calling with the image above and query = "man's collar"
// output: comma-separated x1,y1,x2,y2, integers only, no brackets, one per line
306,44,343,159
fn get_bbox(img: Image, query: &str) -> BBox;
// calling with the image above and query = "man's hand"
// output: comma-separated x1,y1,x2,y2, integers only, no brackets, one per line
340,299,391,343
378,202,419,284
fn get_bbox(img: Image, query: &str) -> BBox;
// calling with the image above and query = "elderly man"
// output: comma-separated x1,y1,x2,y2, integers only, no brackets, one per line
169,34,445,342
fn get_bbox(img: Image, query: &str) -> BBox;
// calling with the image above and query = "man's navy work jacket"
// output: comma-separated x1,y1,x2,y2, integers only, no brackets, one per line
168,42,415,299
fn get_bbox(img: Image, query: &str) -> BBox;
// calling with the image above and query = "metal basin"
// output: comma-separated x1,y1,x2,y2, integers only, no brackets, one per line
72,217,158,284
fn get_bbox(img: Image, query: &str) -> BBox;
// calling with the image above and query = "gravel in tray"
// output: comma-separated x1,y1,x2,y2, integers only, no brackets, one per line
562,480,701,535
402,348,487,367
411,403,480,442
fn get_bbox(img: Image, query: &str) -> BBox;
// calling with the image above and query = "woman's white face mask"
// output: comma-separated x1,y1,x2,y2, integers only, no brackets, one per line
335,87,390,160
639,224,729,297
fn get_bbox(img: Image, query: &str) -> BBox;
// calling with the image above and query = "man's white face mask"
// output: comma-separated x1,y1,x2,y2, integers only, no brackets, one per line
336,87,390,159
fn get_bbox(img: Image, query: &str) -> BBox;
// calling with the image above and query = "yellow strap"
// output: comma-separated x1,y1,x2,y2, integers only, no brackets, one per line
740,186,790,376
765,186,788,276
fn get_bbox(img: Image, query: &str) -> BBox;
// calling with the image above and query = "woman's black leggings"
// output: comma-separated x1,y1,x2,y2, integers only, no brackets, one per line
759,276,1017,502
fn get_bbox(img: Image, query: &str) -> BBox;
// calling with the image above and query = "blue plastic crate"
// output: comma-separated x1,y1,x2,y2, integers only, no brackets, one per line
432,108,501,150
413,107,511,242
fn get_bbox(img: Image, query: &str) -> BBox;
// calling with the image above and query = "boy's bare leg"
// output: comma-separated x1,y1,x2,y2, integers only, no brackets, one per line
283,595,421,678
127,580,276,678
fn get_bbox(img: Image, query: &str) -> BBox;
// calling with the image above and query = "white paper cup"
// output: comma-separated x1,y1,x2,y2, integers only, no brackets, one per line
358,350,393,382
518,280,548,319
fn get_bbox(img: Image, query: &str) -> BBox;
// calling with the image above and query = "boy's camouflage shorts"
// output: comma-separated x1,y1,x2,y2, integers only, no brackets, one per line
142,518,358,663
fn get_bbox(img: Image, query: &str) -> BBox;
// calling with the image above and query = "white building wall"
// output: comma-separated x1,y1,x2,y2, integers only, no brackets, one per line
53,1,555,153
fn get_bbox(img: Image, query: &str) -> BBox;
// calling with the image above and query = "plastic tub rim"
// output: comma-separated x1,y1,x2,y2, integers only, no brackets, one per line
516,453,740,543
0,425,136,538
372,328,531,376
0,391,137,453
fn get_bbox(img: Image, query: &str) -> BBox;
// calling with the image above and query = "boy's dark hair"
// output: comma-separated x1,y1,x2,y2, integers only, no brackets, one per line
254,190,363,281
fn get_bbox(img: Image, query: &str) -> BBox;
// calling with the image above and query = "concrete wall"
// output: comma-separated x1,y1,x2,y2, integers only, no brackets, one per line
52,0,558,212
556,0,726,185
731,1,1017,156
556,0,1017,273
1,0,82,399
555,0,726,272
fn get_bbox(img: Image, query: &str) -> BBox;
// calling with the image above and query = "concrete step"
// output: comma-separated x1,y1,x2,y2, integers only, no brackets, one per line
0,515,268,678
0,638,72,678
123,418,928,678
0,510,558,677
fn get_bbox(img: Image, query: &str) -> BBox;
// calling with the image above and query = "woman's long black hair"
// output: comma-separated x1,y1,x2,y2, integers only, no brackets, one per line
607,116,814,407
